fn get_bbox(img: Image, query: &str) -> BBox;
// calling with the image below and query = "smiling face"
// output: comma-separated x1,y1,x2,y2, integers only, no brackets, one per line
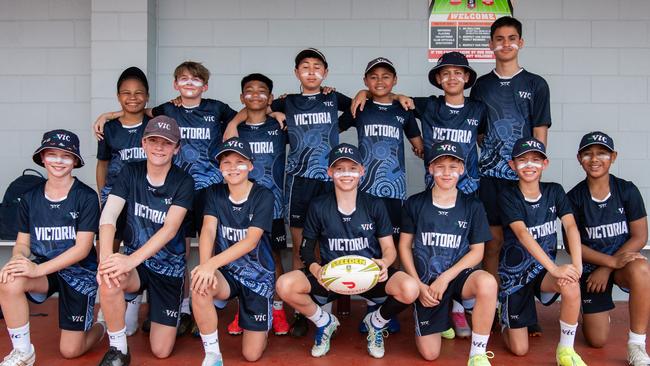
219,152,253,185
117,78,148,115
173,70,208,99
294,57,328,93
435,66,469,95
41,149,76,178
489,25,523,63
142,136,179,167
578,145,616,180
240,80,272,112
509,151,548,183
429,156,464,190
328,159,364,192
364,66,397,100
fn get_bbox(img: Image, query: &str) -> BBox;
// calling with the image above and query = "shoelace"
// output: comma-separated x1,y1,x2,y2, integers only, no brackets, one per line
367,328,389,347
3,349,30,365
314,323,331,346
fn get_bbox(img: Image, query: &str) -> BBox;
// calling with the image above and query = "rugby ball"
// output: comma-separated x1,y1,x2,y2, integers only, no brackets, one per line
320,255,381,295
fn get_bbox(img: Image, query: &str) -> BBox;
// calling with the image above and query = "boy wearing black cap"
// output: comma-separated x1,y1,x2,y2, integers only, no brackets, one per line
191,137,275,365
276,143,419,359
0,130,104,365
399,140,496,365
566,132,649,365
96,116,194,365
498,138,586,366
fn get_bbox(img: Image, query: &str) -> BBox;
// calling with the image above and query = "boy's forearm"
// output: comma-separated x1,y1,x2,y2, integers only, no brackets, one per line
13,234,31,258
441,245,483,281
378,236,397,267
98,224,117,261
38,232,94,276
205,230,261,270
533,126,548,146
513,225,558,272
96,160,108,194
581,244,615,268
398,234,420,281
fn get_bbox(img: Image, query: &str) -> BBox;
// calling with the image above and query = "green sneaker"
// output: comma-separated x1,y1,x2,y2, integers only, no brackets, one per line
441,327,456,340
556,346,586,366
311,314,339,357
468,351,494,366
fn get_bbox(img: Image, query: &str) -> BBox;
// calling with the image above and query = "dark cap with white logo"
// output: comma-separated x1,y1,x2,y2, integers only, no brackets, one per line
32,129,84,168
215,137,254,162
143,115,181,144
295,48,328,69
578,131,614,152
511,137,547,159
364,57,396,76
427,140,465,165
328,143,363,167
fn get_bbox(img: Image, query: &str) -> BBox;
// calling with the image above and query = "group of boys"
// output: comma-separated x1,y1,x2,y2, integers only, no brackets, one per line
0,15,648,366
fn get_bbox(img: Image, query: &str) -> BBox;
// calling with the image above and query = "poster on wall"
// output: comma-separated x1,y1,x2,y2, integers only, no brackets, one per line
428,0,513,62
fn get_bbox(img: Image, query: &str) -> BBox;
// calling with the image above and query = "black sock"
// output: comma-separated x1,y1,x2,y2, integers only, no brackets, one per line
378,296,409,319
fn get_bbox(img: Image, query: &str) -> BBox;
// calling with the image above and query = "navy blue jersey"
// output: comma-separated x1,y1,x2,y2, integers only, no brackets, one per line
110,161,194,278
401,190,491,283
18,179,99,296
470,69,552,180
498,182,572,296
152,99,237,189
339,101,421,200
302,192,393,264
97,117,149,203
413,96,486,194
271,92,351,181
237,118,287,220
204,183,275,299
567,175,647,274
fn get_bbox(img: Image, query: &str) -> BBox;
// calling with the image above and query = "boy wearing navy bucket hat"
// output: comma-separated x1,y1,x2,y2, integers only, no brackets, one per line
0,130,105,365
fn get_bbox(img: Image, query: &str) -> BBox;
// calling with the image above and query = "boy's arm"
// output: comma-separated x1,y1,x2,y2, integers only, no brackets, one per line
398,232,418,280
92,109,153,140
29,231,95,277
408,137,425,159
582,217,648,269
223,109,249,140
533,126,548,146
559,213,583,274
198,215,217,265
204,227,264,271
96,160,108,195
431,243,485,298
12,232,31,259
376,235,397,280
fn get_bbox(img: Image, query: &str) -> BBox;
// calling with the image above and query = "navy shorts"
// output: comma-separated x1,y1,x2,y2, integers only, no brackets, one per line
186,187,209,237
478,176,517,226
271,218,287,251
501,270,559,329
580,272,628,314
220,270,272,332
285,175,333,228
413,268,476,336
304,267,398,306
27,272,95,332
127,265,184,327
379,197,402,244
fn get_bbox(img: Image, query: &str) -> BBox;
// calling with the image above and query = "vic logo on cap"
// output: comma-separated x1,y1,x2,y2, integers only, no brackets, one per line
157,122,171,130
56,134,70,141
439,144,457,152
226,140,244,149
338,147,353,154
590,134,607,143
525,140,542,149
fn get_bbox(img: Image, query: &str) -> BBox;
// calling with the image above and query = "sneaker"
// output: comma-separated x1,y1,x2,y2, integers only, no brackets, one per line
201,352,223,366
528,323,543,337
290,313,309,338
311,314,339,357
452,311,471,338
556,346,586,366
177,313,193,337
441,327,456,340
272,308,290,335
467,351,495,366
363,313,388,359
141,318,151,333
1,345,35,366
627,343,650,366
358,304,379,333
98,346,130,366
227,312,243,336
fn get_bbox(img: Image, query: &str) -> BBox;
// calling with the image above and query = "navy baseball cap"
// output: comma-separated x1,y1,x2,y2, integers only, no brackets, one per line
579,131,614,152
32,129,84,168
428,51,477,90
427,140,465,165
215,137,254,162
364,57,396,76
511,137,547,159
295,48,328,69
144,115,181,144
328,143,363,167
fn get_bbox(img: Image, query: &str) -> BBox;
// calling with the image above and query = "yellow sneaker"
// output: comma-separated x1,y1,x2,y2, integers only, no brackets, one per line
468,351,494,366
556,346,587,366
441,327,455,340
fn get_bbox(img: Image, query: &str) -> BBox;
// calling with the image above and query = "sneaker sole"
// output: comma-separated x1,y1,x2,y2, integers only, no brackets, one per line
228,331,243,336
274,331,288,336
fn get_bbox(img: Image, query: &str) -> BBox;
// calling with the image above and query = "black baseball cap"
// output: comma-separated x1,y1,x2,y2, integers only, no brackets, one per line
511,137,547,159
144,115,181,144
215,137,254,162
578,131,615,152
427,140,465,165
117,66,149,93
328,143,363,167
428,51,477,90
295,48,328,69
32,129,84,168
364,57,396,76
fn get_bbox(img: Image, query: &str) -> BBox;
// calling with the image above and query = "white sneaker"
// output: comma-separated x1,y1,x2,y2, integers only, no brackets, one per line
628,343,650,366
311,314,339,357
363,313,388,359
0,345,35,366
201,352,223,366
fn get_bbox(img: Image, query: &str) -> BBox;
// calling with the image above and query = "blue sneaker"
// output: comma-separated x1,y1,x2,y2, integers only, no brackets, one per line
358,304,379,333
311,314,339,357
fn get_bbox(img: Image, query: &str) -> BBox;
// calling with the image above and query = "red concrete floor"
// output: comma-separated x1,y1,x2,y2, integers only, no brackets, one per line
0,300,636,365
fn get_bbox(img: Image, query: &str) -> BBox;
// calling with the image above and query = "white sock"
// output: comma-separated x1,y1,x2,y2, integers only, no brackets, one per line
200,329,221,355
452,300,464,313
7,323,31,353
180,297,191,315
125,295,142,335
628,330,646,346
108,327,128,355
558,320,577,348
469,332,489,357
370,309,389,329
307,306,331,328
273,300,283,311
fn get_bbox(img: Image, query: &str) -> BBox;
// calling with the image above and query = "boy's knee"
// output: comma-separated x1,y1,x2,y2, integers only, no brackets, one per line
98,282,122,298
476,272,498,295
419,347,440,361
242,348,263,362
0,278,26,296
399,277,420,302
59,343,84,359
275,274,294,298
584,333,607,349
560,281,580,300
151,343,173,359
509,341,529,357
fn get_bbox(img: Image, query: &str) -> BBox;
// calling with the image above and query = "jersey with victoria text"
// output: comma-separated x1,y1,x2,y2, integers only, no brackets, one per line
97,117,149,203
498,182,572,297
271,92,351,181
237,118,287,219
470,69,551,180
152,99,237,189
339,101,421,200
18,179,99,296
567,175,647,274
302,192,393,264
401,190,491,283
204,183,275,299
414,96,486,194
110,161,194,278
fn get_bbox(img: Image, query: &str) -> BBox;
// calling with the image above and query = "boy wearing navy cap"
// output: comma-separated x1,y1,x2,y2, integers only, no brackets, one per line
0,130,104,365
566,132,649,365
498,138,586,366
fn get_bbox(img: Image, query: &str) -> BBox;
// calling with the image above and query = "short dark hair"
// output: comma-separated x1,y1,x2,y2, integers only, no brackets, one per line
240,73,273,93
490,16,522,38
117,66,149,94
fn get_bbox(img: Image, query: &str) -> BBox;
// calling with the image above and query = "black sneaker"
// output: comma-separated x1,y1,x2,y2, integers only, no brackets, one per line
176,313,193,337
290,313,308,338
98,346,131,366
141,318,151,333
528,323,543,337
